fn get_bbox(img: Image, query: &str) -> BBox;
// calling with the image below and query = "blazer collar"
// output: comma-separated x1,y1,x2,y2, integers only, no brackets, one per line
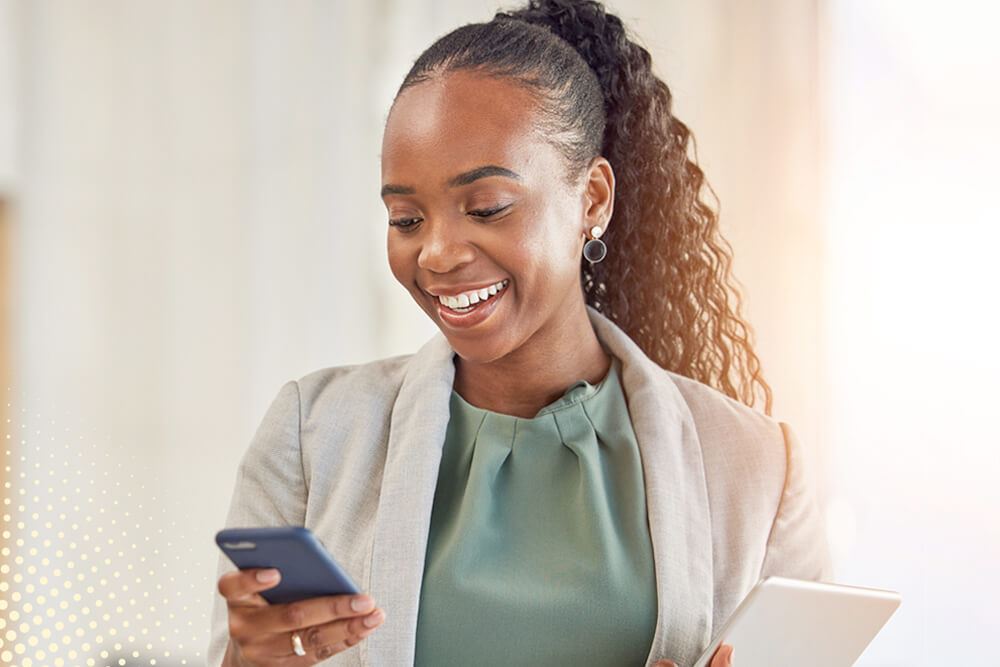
364,304,713,667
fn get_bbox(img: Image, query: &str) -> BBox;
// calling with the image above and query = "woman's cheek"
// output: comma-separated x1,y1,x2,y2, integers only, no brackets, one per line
385,240,410,287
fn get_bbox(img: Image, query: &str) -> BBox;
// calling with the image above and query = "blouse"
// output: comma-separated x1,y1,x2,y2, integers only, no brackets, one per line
413,354,658,666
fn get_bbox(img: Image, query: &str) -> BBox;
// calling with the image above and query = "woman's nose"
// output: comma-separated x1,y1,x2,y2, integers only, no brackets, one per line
416,220,475,273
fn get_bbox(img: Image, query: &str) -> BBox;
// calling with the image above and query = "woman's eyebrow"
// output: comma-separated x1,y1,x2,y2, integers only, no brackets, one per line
380,164,522,198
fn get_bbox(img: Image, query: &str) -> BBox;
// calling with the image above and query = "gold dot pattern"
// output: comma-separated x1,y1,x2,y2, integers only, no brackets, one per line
1,395,214,666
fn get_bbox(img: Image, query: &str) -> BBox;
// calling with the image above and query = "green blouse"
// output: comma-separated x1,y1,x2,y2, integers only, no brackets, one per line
413,354,658,666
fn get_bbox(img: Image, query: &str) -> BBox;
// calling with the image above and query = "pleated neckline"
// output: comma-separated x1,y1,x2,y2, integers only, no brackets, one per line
449,354,621,424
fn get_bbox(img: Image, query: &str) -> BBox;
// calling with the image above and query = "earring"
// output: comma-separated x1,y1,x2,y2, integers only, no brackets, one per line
583,225,607,264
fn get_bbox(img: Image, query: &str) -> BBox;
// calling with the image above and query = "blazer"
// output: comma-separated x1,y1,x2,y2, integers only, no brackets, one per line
207,304,834,667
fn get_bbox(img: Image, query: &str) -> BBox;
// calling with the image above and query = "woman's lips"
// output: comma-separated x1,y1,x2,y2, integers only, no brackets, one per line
433,283,508,329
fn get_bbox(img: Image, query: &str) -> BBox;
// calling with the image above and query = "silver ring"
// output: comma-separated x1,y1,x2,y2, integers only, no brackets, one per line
291,631,306,656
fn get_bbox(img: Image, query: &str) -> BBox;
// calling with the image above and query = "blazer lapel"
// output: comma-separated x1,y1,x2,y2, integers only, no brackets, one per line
587,306,714,666
363,329,455,666
364,305,713,667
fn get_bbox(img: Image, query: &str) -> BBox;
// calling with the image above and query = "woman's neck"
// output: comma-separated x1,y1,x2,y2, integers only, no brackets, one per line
452,300,612,419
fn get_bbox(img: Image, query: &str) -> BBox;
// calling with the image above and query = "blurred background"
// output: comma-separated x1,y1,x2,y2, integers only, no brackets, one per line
0,1,996,665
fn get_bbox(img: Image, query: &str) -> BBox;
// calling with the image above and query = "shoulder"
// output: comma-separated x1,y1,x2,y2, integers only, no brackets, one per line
293,352,415,420
663,369,789,504
664,368,781,443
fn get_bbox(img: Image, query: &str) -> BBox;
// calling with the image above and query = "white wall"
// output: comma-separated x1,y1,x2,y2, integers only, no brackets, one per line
0,0,16,193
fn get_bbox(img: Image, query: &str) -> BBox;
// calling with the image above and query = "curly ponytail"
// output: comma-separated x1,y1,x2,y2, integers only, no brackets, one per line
393,0,774,415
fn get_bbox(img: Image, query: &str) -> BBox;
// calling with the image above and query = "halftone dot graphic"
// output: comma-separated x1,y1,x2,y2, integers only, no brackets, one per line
1,392,213,666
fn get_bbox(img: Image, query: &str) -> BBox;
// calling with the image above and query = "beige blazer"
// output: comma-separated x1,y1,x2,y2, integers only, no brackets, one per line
207,304,834,667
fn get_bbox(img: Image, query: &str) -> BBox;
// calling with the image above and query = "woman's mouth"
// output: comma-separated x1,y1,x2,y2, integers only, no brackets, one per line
432,279,509,330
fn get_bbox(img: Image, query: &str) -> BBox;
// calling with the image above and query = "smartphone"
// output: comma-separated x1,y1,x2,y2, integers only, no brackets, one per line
692,576,901,667
215,526,361,605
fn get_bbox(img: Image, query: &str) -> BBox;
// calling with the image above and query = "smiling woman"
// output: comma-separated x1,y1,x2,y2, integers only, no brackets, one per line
379,6,772,421
209,1,832,666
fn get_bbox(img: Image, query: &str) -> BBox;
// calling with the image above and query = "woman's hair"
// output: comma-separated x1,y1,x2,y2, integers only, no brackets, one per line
392,0,774,415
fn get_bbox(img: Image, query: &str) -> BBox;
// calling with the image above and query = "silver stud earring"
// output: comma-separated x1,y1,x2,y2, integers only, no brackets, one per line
583,224,607,264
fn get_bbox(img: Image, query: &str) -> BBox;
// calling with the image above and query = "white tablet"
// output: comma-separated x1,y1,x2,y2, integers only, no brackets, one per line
692,576,901,667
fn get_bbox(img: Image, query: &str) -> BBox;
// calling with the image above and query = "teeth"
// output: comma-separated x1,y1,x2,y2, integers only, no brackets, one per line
438,279,508,310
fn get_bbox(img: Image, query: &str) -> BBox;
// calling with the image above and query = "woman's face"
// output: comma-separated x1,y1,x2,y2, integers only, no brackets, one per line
381,70,611,364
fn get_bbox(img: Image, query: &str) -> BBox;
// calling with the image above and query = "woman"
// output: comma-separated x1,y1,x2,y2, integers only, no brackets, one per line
208,1,833,665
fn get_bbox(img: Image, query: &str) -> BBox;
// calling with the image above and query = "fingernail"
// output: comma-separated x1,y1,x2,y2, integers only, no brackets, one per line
256,568,279,583
728,645,735,665
352,596,375,612
363,609,385,628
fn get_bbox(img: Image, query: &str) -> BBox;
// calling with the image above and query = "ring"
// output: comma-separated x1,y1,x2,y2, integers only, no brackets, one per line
291,631,306,656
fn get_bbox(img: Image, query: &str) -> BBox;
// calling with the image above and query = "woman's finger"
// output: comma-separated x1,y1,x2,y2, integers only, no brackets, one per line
653,643,734,667
217,567,281,608
710,643,735,666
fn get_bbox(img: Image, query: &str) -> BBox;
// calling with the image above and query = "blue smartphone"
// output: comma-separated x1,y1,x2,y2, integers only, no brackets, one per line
215,526,361,605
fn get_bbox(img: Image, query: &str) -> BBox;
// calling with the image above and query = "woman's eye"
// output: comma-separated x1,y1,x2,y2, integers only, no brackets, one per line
388,217,421,230
468,204,510,218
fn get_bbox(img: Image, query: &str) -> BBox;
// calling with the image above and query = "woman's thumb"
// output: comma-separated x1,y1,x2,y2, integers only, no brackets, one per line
654,661,678,667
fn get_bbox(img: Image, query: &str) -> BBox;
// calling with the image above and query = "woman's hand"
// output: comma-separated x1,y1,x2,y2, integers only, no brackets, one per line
217,567,387,666
655,642,734,667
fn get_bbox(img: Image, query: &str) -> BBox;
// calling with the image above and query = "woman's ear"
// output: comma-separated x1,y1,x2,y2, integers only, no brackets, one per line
580,155,615,236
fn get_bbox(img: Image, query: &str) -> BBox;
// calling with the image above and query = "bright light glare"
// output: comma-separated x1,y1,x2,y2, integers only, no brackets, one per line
823,1,1000,664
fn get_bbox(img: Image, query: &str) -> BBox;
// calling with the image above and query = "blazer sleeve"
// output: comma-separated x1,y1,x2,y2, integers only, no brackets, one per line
205,380,308,667
758,421,835,582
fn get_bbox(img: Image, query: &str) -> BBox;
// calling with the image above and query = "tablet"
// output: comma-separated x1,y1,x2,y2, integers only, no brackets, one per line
692,576,901,667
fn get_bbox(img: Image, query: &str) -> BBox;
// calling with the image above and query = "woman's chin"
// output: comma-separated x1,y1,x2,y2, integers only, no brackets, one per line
444,336,514,366
447,340,495,364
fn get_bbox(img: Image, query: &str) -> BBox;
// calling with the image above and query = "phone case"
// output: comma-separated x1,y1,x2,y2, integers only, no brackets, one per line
215,526,361,605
